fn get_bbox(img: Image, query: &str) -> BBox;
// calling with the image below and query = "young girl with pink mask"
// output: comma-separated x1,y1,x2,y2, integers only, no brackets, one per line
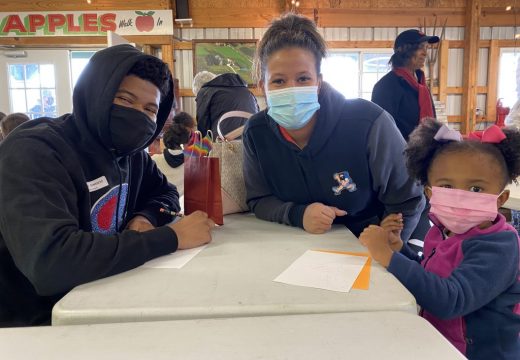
360,118,520,359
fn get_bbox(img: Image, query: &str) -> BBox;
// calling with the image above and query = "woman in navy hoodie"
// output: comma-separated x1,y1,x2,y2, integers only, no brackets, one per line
243,13,425,240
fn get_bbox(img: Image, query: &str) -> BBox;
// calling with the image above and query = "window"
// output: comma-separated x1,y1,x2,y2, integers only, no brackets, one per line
322,50,392,100
498,48,520,108
8,63,57,119
70,51,97,89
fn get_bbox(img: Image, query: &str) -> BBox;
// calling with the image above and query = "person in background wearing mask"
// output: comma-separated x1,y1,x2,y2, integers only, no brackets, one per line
243,13,425,239
0,45,214,327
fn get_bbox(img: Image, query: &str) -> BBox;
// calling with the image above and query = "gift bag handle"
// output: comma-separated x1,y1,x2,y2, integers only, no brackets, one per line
217,111,253,141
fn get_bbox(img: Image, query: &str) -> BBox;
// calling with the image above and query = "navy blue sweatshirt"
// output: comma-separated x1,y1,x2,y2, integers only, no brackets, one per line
243,82,425,239
0,45,180,327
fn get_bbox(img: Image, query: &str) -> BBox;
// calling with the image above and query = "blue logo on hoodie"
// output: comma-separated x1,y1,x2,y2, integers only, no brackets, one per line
332,171,357,195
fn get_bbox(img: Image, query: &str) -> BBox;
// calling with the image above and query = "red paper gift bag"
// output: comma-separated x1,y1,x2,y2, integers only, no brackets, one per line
184,155,224,225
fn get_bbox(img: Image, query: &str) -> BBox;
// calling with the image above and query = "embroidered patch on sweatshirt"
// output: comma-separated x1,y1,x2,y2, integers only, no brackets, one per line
332,171,357,195
90,184,128,234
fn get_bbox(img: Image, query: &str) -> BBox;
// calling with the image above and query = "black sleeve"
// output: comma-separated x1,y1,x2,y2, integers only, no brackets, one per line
131,152,180,227
195,90,211,135
0,138,178,296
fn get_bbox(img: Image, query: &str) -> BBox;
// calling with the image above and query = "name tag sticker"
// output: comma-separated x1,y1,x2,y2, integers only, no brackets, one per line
87,176,109,192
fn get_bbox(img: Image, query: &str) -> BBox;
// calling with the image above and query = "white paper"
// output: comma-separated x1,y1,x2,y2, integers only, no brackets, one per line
273,250,368,293
142,245,207,269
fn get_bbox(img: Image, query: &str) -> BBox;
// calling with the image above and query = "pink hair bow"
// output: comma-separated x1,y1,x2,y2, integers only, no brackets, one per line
433,124,462,142
467,125,506,143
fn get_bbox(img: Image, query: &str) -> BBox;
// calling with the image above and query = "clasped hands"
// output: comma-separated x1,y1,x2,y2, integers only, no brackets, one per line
359,213,404,268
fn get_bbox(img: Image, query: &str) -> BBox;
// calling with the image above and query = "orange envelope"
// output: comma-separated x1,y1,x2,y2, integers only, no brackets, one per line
315,250,372,290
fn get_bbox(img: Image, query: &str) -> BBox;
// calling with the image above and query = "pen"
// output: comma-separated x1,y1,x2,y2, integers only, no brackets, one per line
160,208,184,217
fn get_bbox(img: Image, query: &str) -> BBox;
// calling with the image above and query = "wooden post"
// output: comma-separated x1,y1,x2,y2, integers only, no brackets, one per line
461,0,481,134
438,39,449,104
161,43,174,75
486,40,499,123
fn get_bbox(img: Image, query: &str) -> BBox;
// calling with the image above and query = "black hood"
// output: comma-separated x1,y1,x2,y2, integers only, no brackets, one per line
72,44,174,155
201,73,248,89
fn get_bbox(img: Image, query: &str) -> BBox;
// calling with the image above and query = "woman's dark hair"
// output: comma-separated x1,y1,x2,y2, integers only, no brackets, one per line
253,13,327,83
163,112,195,150
127,57,171,98
405,118,520,187
389,42,423,68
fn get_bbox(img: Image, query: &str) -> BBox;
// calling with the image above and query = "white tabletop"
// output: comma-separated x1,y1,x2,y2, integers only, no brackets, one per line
53,214,416,325
505,181,520,211
3,312,464,360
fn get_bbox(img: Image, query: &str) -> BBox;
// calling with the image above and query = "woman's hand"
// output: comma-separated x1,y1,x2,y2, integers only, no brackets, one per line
303,202,347,234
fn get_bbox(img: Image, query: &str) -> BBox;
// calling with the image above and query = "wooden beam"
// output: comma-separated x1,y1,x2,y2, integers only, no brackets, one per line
188,8,284,28
174,41,192,50
486,39,499,123
315,8,466,28
327,41,394,49
461,0,481,134
0,0,171,11
162,43,174,74
438,40,450,104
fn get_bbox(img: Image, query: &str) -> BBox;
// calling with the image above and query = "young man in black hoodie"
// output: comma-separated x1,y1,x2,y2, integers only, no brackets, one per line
0,45,214,327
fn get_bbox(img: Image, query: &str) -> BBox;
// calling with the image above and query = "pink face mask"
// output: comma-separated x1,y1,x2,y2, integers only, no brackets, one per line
428,186,499,234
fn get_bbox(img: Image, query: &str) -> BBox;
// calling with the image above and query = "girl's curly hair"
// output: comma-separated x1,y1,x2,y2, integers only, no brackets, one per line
405,118,520,187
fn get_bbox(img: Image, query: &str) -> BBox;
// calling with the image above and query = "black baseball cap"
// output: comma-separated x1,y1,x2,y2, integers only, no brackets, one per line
394,29,439,50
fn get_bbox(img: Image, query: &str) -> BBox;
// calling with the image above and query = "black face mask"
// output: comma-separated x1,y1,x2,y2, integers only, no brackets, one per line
164,148,185,168
109,104,157,156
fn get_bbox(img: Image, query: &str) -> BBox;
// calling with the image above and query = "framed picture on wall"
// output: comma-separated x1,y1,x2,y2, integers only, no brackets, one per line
192,39,257,87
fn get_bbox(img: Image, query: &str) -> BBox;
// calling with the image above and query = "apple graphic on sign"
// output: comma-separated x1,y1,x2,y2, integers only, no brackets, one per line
135,11,155,32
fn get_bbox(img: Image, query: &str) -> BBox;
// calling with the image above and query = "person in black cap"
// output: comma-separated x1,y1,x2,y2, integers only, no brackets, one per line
372,29,439,141
371,29,439,243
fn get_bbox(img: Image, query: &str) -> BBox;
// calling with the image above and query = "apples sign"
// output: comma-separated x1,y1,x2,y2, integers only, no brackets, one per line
135,11,155,32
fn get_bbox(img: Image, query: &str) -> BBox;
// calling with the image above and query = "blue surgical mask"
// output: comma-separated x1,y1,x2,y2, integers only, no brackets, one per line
266,86,320,130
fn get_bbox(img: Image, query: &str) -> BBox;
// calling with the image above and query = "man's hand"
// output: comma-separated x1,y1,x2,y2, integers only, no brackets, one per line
380,213,404,252
359,225,393,268
303,202,347,234
168,211,214,249
126,215,154,232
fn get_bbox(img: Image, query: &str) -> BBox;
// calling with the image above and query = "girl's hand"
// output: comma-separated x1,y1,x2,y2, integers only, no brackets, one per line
381,213,404,252
303,202,347,234
359,225,393,268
